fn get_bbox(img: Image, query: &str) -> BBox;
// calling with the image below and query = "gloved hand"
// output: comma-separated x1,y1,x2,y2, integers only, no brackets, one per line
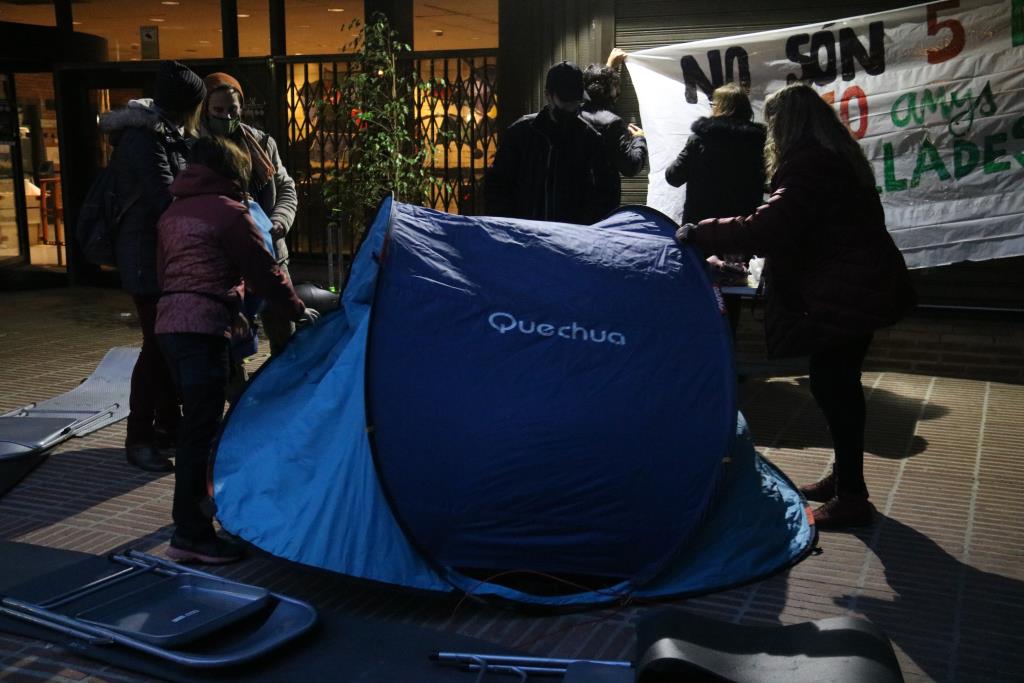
301,307,321,324
675,223,696,246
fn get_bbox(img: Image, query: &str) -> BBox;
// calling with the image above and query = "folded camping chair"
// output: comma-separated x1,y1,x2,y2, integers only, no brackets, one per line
432,608,903,682
0,347,138,496
0,550,317,668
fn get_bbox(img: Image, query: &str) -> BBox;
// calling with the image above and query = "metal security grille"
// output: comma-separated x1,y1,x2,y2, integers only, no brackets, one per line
279,50,498,261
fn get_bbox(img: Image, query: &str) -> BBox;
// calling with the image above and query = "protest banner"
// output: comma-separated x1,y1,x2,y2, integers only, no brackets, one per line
626,0,1024,268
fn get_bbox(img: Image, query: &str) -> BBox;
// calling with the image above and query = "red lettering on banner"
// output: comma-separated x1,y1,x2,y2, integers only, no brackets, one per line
927,1,966,63
820,87,870,139
840,86,870,139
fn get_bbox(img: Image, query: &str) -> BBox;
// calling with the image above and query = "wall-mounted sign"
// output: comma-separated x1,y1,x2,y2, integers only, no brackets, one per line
140,26,160,60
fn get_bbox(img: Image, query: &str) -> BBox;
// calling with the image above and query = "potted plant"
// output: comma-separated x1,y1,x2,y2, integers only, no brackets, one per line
321,13,440,282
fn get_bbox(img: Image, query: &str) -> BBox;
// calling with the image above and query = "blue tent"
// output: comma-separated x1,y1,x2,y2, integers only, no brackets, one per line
212,198,814,607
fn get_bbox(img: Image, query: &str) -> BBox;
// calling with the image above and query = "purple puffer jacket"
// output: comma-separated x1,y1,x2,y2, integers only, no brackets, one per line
688,141,916,357
155,164,304,338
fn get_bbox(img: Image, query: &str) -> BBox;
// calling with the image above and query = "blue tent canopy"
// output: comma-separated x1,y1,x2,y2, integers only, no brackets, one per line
212,198,814,607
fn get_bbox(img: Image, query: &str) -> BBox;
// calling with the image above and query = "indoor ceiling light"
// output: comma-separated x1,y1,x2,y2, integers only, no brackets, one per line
149,17,166,22
161,1,180,5
328,8,345,12
198,39,211,44
237,13,250,18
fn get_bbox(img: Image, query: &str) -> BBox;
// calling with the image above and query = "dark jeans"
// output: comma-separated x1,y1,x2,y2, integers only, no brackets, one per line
157,333,230,541
127,295,180,445
808,334,874,496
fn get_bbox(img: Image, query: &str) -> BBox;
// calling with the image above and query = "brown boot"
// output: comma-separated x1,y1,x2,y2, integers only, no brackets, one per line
812,493,874,530
799,470,836,503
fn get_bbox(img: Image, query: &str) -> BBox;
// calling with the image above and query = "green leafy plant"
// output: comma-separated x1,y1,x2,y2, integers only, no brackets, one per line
321,13,439,251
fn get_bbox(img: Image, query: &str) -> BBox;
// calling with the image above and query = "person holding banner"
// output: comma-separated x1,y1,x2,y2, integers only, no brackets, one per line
676,83,915,530
580,50,648,218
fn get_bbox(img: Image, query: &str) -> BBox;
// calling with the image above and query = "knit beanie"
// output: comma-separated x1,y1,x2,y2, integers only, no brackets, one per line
154,61,206,114
203,72,245,102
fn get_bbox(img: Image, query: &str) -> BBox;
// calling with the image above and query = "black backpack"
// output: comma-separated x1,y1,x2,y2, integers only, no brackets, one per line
75,160,140,267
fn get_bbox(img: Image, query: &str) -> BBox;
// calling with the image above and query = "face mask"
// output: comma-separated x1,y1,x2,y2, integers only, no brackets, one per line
208,116,241,137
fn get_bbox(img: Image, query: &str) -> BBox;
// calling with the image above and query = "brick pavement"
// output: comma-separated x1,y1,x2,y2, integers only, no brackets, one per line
1,287,1022,682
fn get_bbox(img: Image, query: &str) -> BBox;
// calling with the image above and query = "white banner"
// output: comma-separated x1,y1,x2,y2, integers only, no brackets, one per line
626,0,1024,269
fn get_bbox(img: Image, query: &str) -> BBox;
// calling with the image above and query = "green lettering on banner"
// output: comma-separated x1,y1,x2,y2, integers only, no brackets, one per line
953,139,980,178
1013,0,1024,47
910,138,951,187
983,132,1011,173
1013,116,1024,167
883,142,908,191
891,92,915,127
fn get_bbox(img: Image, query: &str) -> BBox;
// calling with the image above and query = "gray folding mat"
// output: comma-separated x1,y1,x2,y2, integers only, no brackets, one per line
0,346,139,496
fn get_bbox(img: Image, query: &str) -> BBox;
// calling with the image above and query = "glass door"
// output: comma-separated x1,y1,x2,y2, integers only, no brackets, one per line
0,74,27,264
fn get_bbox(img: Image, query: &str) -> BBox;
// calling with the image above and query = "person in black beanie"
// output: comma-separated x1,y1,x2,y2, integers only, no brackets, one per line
485,60,604,224
99,60,206,473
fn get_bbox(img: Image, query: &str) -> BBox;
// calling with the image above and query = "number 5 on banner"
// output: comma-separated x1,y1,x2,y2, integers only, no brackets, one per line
927,0,965,63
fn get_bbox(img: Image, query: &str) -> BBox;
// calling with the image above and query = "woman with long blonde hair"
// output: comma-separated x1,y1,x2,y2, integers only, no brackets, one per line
676,83,916,530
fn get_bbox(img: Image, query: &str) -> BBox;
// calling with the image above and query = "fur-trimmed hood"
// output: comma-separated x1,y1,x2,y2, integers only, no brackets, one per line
690,115,765,139
100,99,178,143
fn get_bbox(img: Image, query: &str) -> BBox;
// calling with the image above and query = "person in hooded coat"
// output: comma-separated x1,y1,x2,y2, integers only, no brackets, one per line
201,72,299,357
676,83,916,530
155,136,315,563
666,82,767,335
99,60,206,473
665,82,766,225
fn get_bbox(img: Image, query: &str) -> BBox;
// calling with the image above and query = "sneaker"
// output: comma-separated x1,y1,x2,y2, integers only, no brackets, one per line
126,444,174,473
799,470,836,503
166,532,247,565
812,494,874,530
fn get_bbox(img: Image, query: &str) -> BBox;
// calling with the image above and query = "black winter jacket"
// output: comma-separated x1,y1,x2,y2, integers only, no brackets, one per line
580,104,647,219
665,116,766,223
100,100,192,297
688,142,916,358
485,107,605,224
